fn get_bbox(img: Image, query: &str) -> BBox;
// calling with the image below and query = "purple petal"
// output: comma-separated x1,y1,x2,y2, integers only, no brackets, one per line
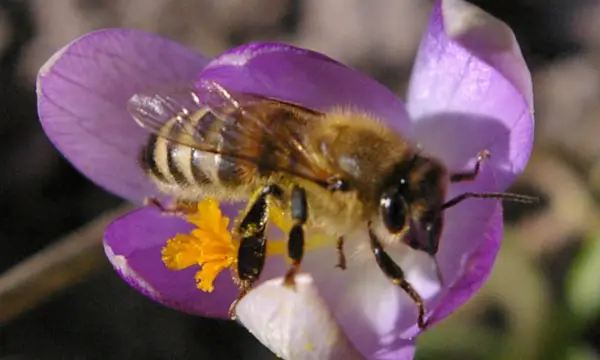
104,205,239,317
407,0,534,191
427,202,503,324
198,42,411,135
435,160,498,298
104,202,289,317
295,240,436,359
37,28,210,203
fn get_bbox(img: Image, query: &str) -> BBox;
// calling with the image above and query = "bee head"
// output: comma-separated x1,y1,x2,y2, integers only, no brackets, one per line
377,155,447,256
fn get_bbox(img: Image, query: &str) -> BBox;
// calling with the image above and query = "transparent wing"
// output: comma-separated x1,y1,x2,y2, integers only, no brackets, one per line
127,80,335,186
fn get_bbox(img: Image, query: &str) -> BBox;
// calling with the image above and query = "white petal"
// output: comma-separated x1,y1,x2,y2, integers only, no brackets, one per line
236,274,365,360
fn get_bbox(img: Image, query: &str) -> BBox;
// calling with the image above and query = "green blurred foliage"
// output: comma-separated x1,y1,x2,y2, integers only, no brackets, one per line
568,235,600,323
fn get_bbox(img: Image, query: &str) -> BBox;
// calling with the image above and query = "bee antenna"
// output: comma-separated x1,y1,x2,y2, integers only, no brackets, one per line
442,192,539,210
499,193,540,204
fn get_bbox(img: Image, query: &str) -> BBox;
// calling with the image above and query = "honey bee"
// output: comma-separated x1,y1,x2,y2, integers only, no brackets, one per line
128,80,534,330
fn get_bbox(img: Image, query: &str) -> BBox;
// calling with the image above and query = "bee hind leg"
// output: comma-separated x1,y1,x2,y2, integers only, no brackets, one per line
228,185,282,320
368,224,430,331
143,197,195,215
283,185,308,287
228,232,267,320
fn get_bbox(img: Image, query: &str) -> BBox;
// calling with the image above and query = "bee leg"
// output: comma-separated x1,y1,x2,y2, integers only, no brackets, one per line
143,197,194,215
450,150,490,182
368,224,429,330
446,150,539,208
228,232,267,320
335,236,347,270
144,197,172,212
228,185,282,320
283,186,308,287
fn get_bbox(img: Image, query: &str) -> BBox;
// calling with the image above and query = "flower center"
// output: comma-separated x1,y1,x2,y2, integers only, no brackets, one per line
161,198,334,293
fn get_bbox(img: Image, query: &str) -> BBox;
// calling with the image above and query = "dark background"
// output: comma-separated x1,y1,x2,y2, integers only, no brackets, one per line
1,0,599,359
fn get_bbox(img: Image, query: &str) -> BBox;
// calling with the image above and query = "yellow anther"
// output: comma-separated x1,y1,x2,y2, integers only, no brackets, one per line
162,198,237,293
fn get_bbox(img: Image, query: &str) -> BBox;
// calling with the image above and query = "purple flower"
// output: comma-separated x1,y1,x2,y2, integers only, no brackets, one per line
36,0,534,359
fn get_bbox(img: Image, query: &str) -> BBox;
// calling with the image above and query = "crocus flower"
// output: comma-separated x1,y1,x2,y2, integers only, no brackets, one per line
36,0,534,358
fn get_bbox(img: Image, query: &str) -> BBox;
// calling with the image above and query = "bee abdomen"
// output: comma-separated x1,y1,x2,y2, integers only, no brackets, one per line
166,141,189,184
216,155,253,186
141,134,214,188
140,109,259,191
190,148,212,185
140,134,169,183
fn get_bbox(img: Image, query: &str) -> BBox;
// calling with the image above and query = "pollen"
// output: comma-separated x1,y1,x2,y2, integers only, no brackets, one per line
161,198,238,293
161,198,335,293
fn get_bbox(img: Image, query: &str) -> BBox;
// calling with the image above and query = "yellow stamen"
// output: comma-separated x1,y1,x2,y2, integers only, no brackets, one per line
161,198,337,293
162,198,237,293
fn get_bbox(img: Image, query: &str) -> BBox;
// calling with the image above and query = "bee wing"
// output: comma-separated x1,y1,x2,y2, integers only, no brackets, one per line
127,82,209,145
127,80,335,186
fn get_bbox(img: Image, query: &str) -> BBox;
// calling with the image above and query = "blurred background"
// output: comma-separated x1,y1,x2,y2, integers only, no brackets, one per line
0,0,599,359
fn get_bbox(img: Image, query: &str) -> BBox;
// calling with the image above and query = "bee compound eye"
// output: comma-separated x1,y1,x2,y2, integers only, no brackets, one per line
380,189,408,234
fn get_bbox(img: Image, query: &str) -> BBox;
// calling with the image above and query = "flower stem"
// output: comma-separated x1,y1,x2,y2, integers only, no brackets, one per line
0,203,135,324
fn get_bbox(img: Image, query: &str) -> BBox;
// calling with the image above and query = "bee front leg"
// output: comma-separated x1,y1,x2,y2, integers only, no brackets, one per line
450,150,489,183
368,224,429,331
445,150,538,209
335,236,347,270
283,186,308,287
228,185,282,319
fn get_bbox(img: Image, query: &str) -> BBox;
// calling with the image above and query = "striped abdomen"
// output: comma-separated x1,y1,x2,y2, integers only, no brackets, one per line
139,104,309,200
